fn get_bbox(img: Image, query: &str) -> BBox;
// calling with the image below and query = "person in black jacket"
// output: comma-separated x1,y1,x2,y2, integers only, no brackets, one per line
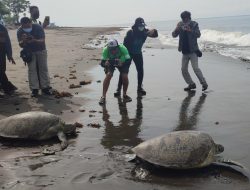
0,24,17,95
114,17,158,97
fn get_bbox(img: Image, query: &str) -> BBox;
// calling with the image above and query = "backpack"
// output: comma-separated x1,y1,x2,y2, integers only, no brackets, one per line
20,49,32,64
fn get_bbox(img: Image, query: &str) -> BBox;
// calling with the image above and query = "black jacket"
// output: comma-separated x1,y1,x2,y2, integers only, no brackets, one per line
0,24,12,60
123,25,158,54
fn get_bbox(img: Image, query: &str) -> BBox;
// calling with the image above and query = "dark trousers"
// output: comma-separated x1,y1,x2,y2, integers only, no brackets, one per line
0,49,15,93
117,53,144,91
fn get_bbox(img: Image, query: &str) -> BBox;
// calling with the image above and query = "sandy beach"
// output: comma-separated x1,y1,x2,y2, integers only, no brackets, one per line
1,27,250,190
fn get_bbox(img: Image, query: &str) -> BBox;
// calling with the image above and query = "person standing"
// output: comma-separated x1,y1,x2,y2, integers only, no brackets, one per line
99,39,132,105
172,11,208,91
17,17,52,97
0,23,17,95
29,6,49,28
114,17,158,97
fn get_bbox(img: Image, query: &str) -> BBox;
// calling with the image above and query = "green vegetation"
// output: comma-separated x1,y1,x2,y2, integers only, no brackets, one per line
0,0,30,24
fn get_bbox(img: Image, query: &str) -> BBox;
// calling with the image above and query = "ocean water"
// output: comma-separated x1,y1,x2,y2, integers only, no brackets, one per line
148,15,250,62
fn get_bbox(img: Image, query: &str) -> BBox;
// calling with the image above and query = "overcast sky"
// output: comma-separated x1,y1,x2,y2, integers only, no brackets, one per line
28,0,250,26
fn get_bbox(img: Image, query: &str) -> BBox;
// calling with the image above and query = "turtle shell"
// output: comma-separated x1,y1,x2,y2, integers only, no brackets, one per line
132,131,219,169
0,111,62,140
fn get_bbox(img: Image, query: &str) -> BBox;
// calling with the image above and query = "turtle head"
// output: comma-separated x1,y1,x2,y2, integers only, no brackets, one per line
215,144,224,154
62,123,76,136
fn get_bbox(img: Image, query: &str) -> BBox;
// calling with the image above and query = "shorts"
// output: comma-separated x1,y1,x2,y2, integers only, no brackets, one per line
104,61,131,75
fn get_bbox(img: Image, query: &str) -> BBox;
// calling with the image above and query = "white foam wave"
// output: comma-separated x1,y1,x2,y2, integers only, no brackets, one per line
200,29,250,47
158,33,178,46
85,28,128,49
158,30,250,62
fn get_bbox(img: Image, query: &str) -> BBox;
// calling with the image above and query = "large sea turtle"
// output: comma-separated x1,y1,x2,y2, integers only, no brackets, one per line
129,131,249,177
0,111,76,150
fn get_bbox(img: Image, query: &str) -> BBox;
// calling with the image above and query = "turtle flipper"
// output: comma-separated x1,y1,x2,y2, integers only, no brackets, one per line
57,131,68,150
213,159,250,179
219,159,245,168
124,154,137,162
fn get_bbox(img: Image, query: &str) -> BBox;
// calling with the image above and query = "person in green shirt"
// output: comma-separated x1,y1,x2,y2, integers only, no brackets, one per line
99,39,131,105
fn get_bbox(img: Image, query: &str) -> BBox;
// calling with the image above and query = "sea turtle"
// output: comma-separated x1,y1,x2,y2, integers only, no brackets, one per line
0,111,76,150
129,130,249,177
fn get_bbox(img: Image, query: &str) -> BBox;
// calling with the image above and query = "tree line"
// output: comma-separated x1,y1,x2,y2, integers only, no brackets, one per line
0,0,30,24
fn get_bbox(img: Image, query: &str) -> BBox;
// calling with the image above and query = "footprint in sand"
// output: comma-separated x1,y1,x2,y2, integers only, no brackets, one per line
71,172,92,184
88,169,115,184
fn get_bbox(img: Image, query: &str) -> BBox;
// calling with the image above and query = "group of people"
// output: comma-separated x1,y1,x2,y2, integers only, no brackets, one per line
0,6,51,97
0,9,207,103
99,11,208,105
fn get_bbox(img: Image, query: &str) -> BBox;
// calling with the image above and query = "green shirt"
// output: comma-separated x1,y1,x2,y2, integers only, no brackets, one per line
102,44,130,63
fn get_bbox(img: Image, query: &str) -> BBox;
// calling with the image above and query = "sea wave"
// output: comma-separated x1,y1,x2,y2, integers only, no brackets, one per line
158,29,250,62
200,29,250,47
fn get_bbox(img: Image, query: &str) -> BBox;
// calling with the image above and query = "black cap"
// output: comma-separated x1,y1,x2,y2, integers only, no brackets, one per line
134,17,146,26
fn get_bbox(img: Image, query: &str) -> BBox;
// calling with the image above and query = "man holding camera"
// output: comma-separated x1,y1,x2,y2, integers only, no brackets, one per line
99,39,131,105
29,6,50,29
17,17,51,97
172,11,208,91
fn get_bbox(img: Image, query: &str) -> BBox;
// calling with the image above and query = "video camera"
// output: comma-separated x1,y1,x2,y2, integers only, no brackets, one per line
109,59,120,67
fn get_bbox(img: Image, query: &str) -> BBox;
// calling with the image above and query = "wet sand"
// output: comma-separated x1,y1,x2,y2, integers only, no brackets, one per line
1,28,250,190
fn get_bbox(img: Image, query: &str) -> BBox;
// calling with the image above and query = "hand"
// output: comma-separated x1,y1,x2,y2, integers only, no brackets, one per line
176,22,182,31
115,59,122,67
183,25,192,32
9,57,16,65
105,61,110,67
147,29,158,37
21,34,34,44
26,36,35,43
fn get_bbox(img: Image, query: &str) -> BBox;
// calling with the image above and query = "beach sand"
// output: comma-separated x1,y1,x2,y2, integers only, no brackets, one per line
1,27,250,190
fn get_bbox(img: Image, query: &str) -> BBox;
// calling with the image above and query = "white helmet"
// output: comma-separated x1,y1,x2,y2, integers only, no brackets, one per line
107,39,118,48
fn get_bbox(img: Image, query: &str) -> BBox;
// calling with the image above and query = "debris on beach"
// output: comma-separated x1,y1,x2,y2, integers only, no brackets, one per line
239,57,250,63
90,58,101,61
215,122,220,125
81,47,95,50
69,84,81,89
79,108,85,112
42,148,56,156
53,90,73,98
89,114,95,118
89,110,97,113
13,101,20,106
69,76,77,79
54,74,60,78
70,70,77,73
87,123,101,129
74,122,84,128
79,80,91,86
96,80,101,83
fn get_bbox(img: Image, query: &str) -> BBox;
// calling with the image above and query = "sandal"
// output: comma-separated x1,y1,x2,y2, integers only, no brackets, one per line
99,96,106,105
